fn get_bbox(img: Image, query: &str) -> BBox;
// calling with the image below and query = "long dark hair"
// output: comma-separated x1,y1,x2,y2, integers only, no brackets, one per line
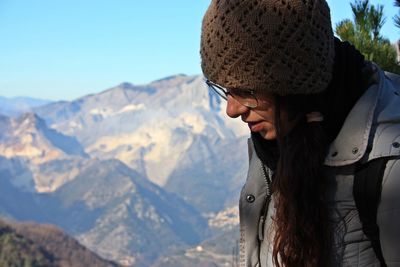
268,38,368,267
272,94,331,267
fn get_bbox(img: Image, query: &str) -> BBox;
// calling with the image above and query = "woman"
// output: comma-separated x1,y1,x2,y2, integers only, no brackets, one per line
200,0,400,266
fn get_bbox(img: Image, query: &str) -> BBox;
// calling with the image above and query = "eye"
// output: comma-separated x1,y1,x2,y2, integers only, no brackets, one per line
231,90,254,98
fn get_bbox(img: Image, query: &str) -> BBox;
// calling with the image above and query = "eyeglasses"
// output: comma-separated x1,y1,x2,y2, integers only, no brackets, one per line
205,79,258,108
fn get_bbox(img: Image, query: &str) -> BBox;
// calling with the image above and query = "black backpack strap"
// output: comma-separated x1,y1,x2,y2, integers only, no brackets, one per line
354,157,389,267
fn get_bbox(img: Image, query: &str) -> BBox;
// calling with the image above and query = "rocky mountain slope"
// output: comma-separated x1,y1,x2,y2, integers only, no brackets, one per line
33,76,246,166
34,74,249,212
0,74,249,266
0,113,87,192
0,155,209,266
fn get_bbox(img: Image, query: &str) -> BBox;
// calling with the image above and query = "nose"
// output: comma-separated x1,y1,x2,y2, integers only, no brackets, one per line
226,95,249,118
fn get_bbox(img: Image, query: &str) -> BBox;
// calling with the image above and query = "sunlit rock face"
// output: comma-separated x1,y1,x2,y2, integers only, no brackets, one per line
1,74,249,266
34,74,249,211
0,113,88,192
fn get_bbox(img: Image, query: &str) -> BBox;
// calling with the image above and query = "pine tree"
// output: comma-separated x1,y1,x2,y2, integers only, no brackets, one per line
335,0,400,73
394,0,400,28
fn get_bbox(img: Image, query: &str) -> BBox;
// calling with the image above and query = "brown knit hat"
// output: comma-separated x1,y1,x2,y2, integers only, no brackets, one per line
200,0,335,96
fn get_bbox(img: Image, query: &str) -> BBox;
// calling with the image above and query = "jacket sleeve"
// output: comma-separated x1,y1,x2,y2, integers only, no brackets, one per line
378,158,400,266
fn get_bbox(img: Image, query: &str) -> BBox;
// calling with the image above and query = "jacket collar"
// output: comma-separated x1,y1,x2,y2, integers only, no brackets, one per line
324,64,383,167
248,64,399,167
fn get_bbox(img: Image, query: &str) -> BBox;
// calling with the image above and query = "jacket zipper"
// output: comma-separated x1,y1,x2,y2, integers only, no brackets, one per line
258,160,273,241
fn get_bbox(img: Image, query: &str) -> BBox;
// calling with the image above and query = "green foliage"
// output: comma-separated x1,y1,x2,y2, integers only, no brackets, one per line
335,0,400,74
395,0,400,28
0,227,54,267
0,219,121,267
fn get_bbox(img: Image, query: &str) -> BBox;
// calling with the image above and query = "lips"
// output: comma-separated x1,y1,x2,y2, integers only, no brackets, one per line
247,121,264,132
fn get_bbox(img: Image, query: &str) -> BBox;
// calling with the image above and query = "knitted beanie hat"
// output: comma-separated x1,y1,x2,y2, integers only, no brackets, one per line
200,0,335,96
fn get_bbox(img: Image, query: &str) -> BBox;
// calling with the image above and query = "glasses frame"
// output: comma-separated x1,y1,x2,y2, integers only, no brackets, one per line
205,79,258,108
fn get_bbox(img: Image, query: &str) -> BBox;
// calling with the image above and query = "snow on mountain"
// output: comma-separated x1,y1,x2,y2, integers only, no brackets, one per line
89,104,146,118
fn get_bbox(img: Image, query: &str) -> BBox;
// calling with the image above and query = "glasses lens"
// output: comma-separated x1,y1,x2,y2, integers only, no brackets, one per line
206,80,258,108
207,82,228,100
240,98,258,108
231,90,258,108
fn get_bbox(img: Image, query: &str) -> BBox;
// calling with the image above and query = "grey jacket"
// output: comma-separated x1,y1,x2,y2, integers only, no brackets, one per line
239,64,400,267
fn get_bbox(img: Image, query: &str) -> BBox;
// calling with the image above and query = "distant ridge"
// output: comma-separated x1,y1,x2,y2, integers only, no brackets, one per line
0,96,52,117
151,74,188,83
117,82,135,89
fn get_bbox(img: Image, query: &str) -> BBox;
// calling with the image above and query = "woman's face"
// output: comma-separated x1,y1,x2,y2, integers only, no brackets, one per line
226,93,296,140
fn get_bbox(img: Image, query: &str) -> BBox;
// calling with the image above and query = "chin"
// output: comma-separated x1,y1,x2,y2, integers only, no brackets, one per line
259,130,277,140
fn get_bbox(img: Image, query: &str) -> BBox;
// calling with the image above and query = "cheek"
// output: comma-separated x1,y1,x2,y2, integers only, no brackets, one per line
253,108,275,123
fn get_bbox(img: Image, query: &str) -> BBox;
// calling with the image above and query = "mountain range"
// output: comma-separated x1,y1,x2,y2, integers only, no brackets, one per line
0,96,52,117
0,74,249,266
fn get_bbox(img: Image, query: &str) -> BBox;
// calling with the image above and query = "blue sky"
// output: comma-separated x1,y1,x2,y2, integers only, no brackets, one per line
0,0,398,100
